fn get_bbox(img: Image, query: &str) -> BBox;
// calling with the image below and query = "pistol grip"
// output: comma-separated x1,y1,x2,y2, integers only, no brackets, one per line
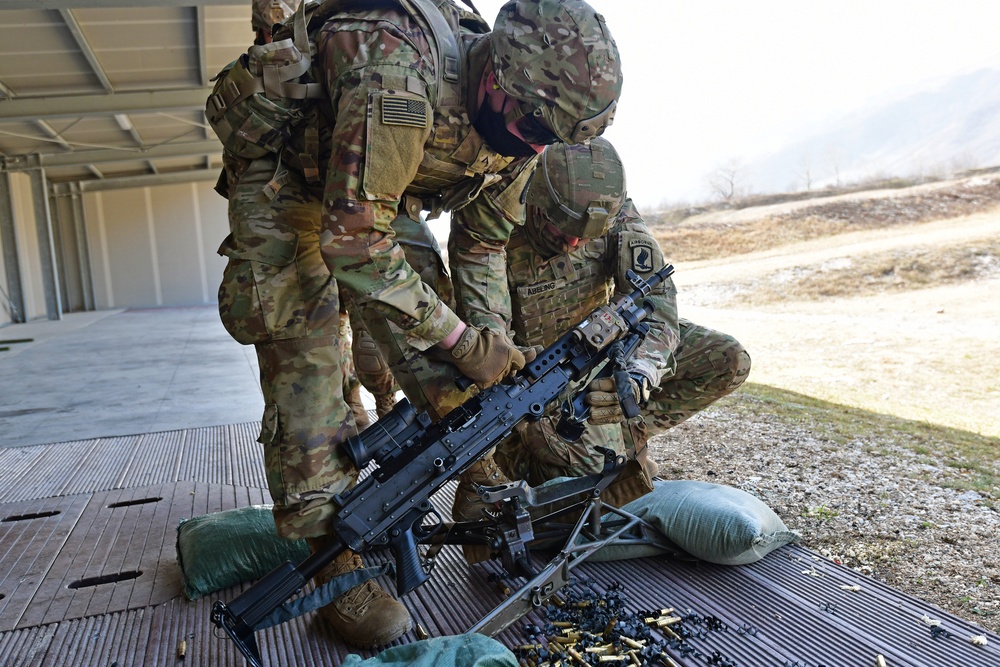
390,526,429,595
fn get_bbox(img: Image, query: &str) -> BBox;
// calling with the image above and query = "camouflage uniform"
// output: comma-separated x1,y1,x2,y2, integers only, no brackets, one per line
215,0,621,540
495,144,750,491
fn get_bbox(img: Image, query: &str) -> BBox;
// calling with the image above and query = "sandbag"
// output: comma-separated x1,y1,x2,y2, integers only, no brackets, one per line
585,479,801,564
175,504,310,600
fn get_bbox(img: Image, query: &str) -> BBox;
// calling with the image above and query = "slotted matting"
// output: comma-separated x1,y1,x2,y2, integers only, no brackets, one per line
0,424,996,667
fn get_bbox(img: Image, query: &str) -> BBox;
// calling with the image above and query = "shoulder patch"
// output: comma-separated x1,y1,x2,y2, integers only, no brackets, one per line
616,229,665,281
628,238,656,273
381,95,428,128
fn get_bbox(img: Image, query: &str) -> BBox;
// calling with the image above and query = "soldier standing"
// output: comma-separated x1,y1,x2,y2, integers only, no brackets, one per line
208,0,622,648
494,138,751,501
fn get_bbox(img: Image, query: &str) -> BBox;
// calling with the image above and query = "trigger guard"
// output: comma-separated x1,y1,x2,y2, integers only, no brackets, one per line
412,505,444,541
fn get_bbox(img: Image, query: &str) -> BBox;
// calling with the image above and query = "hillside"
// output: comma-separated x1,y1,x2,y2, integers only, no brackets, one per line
743,67,1000,193
644,173,1000,634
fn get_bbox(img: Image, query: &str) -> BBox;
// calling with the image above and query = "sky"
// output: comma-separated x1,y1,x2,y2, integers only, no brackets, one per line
471,0,1000,209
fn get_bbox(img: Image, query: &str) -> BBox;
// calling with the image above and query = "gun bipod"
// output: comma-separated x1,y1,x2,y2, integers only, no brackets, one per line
467,495,672,637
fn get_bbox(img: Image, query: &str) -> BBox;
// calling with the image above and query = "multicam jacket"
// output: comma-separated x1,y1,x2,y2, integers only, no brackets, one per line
307,2,537,350
506,199,680,388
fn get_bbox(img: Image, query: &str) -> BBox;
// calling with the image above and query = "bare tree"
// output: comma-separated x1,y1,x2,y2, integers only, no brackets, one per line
705,158,746,201
797,152,813,191
825,143,843,188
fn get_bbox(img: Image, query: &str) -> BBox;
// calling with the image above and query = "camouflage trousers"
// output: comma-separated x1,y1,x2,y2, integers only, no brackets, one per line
495,413,656,484
217,157,473,539
642,318,751,437
347,214,454,402
496,318,749,488
217,156,357,539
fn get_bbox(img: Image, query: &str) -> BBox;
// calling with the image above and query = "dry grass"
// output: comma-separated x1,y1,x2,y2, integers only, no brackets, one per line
720,239,1000,306
650,179,1000,262
728,384,1000,499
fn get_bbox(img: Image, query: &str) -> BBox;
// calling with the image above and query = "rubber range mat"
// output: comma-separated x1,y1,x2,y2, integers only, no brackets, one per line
0,424,997,666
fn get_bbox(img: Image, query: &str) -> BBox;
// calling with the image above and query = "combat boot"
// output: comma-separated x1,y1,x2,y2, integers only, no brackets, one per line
452,455,513,565
346,385,371,432
452,455,510,521
374,392,396,419
307,539,412,648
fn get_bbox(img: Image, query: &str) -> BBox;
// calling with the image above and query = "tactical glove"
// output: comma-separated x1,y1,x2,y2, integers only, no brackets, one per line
518,344,543,365
584,372,652,425
437,326,526,390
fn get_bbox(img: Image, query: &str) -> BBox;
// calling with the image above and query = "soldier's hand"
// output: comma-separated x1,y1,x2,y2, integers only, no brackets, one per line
437,325,526,390
518,344,543,365
585,373,651,425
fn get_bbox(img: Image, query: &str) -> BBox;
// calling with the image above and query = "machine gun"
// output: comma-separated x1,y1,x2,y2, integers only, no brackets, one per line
211,265,675,666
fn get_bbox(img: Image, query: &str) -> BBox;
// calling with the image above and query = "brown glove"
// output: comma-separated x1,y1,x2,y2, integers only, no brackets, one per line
584,373,650,425
518,344,543,365
438,326,526,390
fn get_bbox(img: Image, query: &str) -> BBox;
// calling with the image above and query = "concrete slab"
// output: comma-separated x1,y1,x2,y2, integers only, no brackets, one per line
0,307,264,448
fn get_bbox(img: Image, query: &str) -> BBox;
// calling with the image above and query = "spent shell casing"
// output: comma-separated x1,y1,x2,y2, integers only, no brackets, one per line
658,652,680,667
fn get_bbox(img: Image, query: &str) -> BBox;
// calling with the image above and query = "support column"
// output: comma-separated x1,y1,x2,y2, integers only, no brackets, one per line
26,155,62,320
70,182,96,311
0,171,26,323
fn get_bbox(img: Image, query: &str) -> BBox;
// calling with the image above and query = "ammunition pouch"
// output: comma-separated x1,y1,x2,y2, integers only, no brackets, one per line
205,2,322,163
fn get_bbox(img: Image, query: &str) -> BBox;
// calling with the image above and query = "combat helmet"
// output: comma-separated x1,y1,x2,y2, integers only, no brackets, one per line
251,0,297,31
526,136,626,245
490,0,622,145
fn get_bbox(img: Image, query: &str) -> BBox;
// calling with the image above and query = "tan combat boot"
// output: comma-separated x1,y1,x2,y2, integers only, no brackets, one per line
308,540,412,648
374,392,396,419
346,385,371,432
452,454,510,521
452,455,513,564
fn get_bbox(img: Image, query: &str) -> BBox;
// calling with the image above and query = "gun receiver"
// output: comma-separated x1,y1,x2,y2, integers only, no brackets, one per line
211,264,675,667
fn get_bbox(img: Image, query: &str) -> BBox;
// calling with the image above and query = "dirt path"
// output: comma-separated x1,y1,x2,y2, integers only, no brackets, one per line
670,210,1000,438
674,210,1000,285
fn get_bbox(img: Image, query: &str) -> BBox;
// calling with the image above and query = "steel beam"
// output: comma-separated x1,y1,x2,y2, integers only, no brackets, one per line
4,1,244,9
0,88,214,121
69,183,96,311
3,140,220,170
49,168,219,195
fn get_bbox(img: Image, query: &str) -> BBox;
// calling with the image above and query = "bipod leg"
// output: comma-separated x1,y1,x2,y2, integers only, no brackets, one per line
469,496,659,637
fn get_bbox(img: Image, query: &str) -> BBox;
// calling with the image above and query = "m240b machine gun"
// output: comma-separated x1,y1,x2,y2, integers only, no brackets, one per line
212,265,675,666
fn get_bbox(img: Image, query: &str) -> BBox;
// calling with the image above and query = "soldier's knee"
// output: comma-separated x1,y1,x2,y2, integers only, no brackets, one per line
720,342,751,393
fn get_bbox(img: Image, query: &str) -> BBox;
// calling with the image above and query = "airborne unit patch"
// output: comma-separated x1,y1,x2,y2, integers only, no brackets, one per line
629,238,655,274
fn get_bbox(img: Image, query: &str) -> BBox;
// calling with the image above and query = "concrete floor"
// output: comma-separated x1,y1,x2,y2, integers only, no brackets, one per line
0,307,266,448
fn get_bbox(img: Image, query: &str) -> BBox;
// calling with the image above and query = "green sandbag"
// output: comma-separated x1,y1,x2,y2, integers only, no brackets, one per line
590,479,801,564
175,504,310,600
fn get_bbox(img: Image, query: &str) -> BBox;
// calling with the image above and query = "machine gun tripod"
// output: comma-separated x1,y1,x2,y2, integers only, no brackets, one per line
424,448,678,637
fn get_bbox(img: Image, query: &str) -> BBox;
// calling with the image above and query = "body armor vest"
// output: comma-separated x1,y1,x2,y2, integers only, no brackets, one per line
507,230,610,348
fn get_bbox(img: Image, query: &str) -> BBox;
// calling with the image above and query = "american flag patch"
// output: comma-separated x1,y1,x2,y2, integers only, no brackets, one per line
381,96,428,128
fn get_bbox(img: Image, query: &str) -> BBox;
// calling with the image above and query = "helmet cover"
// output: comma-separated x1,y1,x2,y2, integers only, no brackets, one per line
490,0,623,144
527,136,626,242
252,0,297,31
